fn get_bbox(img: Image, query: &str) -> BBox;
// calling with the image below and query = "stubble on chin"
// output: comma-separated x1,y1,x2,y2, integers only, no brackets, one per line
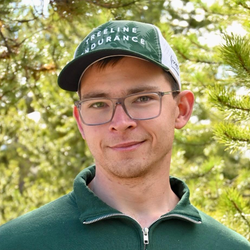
96,155,154,180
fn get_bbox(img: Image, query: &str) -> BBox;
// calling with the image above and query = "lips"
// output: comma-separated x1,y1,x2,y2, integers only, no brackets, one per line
109,140,145,151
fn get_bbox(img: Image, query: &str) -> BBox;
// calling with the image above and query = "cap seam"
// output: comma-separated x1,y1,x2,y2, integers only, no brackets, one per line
152,25,162,62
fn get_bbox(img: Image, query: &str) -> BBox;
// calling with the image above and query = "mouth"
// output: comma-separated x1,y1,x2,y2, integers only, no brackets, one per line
109,140,145,151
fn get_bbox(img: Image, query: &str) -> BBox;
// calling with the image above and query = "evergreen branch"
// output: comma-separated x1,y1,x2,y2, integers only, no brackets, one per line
3,17,38,23
219,123,250,142
175,48,217,64
220,34,250,77
24,64,56,73
238,1,250,10
85,0,138,9
234,46,250,76
16,27,48,47
190,39,208,50
0,29,12,54
227,191,250,228
196,59,217,64
216,95,250,112
13,17,38,23
224,131,250,143
209,86,250,121
214,122,250,153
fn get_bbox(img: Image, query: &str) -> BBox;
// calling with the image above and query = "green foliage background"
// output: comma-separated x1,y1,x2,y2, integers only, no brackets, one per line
0,0,250,240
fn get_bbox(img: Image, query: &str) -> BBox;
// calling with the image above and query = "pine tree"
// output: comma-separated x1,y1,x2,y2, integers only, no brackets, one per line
210,33,250,153
208,3,250,238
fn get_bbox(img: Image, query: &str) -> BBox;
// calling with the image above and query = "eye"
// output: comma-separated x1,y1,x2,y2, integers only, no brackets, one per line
134,94,157,103
137,96,151,102
89,101,109,109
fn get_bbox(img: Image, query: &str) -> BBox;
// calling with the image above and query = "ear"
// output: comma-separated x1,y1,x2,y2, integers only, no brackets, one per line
73,106,86,139
175,90,194,129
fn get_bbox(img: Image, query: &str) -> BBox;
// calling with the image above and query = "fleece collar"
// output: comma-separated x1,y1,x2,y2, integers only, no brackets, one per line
73,165,202,224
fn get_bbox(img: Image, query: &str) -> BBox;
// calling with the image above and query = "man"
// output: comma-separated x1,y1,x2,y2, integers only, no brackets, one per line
0,20,249,249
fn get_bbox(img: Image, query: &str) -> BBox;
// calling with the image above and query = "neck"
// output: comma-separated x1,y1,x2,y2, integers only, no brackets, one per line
88,164,179,228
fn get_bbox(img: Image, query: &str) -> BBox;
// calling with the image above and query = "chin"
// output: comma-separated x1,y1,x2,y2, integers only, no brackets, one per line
107,161,151,179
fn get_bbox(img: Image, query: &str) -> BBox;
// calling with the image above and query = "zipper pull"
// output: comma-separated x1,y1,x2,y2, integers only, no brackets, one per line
142,227,149,245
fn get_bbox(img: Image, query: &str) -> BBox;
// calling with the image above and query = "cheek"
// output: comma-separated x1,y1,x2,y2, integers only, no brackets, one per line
83,127,103,152
152,111,176,141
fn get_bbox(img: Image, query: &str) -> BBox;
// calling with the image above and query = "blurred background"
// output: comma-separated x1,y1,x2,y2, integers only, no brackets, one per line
0,0,249,240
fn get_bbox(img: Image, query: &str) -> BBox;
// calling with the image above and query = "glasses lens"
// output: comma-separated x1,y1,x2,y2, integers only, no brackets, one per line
125,92,161,120
80,99,113,125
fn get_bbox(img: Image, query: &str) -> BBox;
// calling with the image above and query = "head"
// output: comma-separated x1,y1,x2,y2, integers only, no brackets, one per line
58,20,194,179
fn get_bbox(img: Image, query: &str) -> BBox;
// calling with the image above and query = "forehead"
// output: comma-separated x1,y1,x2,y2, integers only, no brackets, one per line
78,57,170,98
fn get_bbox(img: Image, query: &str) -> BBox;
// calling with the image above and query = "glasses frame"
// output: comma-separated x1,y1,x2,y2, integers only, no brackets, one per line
75,90,180,126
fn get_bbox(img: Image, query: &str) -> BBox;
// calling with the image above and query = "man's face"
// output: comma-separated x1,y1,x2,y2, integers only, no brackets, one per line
76,57,181,179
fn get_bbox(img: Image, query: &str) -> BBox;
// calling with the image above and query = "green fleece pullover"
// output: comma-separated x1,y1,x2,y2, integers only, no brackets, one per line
0,165,249,250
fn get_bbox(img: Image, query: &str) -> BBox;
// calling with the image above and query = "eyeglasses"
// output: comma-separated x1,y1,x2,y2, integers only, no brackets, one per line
75,91,180,126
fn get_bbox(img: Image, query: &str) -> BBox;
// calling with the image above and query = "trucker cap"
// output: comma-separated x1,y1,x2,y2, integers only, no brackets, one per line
58,20,181,91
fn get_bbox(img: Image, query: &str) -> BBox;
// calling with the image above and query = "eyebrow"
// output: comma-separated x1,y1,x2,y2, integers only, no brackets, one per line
80,85,161,100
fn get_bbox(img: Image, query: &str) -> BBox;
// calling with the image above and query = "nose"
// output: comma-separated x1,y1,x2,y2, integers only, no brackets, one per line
109,104,137,131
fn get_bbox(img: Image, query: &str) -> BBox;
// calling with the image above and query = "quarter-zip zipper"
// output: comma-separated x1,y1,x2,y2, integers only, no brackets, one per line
142,227,149,244
142,227,149,250
82,212,201,249
82,212,201,225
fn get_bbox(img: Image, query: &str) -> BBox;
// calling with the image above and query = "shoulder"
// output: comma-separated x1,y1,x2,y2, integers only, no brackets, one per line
0,192,80,250
198,210,250,249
